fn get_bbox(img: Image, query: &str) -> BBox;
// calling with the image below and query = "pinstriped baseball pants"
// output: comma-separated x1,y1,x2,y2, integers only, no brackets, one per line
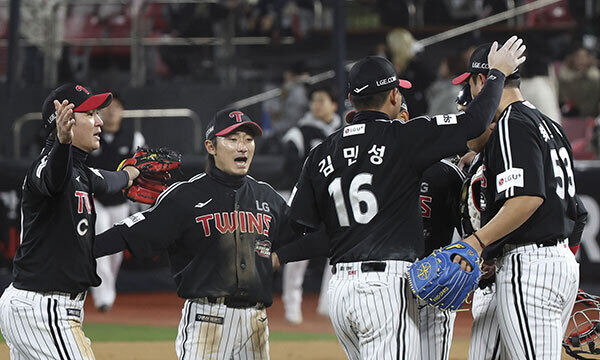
0,284,93,360
175,298,269,360
418,300,455,360
328,260,420,360
468,284,501,360
496,241,579,359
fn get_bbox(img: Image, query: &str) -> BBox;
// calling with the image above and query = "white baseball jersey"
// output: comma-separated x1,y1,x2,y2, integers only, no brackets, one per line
327,260,419,360
0,284,94,359
175,297,269,360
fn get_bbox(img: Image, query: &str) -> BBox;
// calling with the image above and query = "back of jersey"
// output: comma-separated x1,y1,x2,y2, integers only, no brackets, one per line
482,101,577,253
289,114,424,264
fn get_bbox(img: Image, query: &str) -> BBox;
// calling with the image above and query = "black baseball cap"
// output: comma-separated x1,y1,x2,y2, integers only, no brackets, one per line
347,56,412,97
42,83,113,130
452,42,520,85
205,109,263,140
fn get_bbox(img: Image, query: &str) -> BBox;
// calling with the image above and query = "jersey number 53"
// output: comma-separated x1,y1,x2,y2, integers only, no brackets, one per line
328,173,379,226
550,147,575,199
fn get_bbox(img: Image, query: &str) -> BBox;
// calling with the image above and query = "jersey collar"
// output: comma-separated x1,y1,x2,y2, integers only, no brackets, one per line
351,110,391,124
207,161,246,189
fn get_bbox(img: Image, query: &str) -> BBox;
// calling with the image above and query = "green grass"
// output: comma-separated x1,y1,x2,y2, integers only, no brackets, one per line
0,323,337,343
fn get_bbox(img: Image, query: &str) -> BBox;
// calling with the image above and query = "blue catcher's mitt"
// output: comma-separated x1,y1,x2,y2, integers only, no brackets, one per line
407,241,482,311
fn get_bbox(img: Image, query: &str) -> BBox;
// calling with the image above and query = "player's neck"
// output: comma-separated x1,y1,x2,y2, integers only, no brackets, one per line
495,88,524,121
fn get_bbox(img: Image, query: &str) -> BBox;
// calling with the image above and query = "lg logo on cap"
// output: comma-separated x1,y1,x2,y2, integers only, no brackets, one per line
229,111,244,123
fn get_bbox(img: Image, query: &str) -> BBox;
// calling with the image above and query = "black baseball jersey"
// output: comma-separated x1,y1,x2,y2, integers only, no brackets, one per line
420,159,465,255
96,165,299,306
480,101,579,257
87,123,143,206
281,113,341,189
289,109,493,264
13,140,129,293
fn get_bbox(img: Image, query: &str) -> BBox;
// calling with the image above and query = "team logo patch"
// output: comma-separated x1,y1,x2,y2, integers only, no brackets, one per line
196,314,224,324
434,114,457,125
417,262,432,280
75,85,90,95
343,124,365,137
66,308,81,318
255,240,272,258
120,212,146,227
496,167,524,193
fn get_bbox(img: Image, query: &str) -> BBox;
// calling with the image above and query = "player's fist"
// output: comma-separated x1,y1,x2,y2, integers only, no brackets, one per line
54,100,75,144
487,35,526,77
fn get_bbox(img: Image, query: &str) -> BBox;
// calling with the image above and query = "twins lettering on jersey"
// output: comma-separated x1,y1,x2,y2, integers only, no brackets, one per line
74,191,93,236
195,211,272,237
420,195,432,218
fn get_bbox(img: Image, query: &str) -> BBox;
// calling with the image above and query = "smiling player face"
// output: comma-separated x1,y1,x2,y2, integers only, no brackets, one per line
207,130,256,176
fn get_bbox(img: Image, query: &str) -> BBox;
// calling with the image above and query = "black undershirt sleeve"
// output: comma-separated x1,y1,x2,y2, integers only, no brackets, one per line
45,142,73,195
569,195,588,248
462,69,506,138
94,227,129,258
94,169,129,195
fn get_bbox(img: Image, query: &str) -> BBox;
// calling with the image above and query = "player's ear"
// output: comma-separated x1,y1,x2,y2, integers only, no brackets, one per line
205,139,216,155
389,88,398,106
347,93,353,105
477,73,487,86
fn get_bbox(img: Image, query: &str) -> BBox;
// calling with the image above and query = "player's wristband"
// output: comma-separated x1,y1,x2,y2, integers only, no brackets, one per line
473,232,485,249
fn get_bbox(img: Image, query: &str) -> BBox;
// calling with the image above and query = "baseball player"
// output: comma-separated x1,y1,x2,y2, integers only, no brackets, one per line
283,37,525,359
94,109,319,359
418,157,465,360
453,41,587,359
0,84,140,359
281,86,341,323
87,92,145,313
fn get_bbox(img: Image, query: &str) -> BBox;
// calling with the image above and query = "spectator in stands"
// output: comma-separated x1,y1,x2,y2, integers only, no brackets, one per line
520,36,562,123
386,28,436,117
280,85,341,324
426,54,463,115
558,44,600,117
87,93,145,313
265,61,310,135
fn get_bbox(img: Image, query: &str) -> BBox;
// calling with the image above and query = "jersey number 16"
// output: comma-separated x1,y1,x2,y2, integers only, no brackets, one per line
328,173,379,226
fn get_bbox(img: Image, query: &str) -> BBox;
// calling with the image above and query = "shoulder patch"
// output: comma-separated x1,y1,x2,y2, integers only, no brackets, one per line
343,124,365,137
434,114,458,126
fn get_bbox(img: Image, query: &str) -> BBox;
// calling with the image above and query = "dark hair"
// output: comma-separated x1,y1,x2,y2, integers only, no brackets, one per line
350,90,392,110
309,85,337,103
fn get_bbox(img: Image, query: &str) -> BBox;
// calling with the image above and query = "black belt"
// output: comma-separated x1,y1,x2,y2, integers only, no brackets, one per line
332,262,387,274
206,296,260,309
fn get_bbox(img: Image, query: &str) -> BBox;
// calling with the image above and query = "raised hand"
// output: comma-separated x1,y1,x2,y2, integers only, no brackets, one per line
54,100,75,144
487,35,527,77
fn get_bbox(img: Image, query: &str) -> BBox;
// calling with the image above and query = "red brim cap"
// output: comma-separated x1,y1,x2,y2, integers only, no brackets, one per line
452,72,471,85
398,79,412,89
215,121,263,137
73,93,113,112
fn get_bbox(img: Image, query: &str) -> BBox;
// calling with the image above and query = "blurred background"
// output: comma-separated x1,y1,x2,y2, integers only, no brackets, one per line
0,2,599,354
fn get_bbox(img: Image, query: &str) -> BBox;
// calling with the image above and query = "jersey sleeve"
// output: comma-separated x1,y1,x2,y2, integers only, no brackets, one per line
288,154,321,233
26,142,73,197
488,116,545,203
88,168,129,195
110,183,186,257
